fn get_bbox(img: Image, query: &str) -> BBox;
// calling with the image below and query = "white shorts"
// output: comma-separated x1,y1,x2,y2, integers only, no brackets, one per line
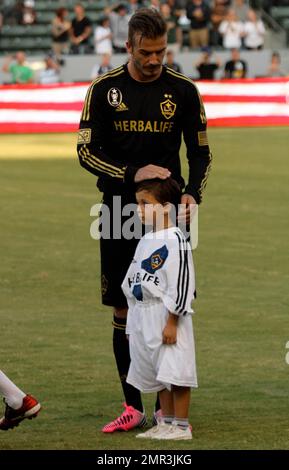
126,301,198,393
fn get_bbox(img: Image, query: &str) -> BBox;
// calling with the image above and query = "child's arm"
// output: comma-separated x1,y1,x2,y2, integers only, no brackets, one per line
162,312,179,345
162,234,195,317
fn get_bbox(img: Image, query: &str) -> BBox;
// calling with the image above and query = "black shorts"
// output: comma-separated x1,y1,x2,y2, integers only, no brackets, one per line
99,191,144,308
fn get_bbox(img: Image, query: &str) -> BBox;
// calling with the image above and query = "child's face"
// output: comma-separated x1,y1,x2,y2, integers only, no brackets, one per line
136,189,168,227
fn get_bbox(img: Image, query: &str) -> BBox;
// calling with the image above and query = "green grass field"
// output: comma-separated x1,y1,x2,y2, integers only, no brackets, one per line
0,128,288,450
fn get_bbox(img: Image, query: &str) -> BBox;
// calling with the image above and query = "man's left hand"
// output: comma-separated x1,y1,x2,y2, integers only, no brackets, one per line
177,194,197,225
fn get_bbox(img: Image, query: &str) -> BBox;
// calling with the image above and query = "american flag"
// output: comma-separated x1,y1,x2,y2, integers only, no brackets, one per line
0,78,288,133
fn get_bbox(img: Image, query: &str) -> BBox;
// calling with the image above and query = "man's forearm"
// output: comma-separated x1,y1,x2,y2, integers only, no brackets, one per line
186,150,212,204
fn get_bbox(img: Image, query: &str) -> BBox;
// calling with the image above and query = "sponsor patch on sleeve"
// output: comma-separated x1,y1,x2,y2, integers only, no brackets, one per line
198,131,208,147
78,128,91,144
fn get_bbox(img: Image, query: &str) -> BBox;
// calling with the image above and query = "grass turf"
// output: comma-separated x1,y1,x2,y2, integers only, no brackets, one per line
0,127,288,450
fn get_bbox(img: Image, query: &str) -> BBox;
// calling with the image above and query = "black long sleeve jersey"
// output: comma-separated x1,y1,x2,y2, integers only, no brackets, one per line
77,64,212,203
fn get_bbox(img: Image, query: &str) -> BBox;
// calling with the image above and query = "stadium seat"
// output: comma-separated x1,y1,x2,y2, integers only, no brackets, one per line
36,11,56,24
281,18,289,45
270,7,289,22
34,1,59,12
1,24,50,37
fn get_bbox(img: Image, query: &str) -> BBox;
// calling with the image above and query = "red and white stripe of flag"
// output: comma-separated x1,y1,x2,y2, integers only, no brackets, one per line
0,78,288,133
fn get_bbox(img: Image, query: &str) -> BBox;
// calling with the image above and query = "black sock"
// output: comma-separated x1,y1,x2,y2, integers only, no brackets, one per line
154,394,161,413
112,316,143,413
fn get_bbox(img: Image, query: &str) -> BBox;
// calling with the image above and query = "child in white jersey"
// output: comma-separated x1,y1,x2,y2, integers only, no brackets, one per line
121,178,197,441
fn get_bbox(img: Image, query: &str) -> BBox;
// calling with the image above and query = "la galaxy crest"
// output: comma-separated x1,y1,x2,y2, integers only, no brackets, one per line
151,254,164,270
160,94,176,120
141,245,168,274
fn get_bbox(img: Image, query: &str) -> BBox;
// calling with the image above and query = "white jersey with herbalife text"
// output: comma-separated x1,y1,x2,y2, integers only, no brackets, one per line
122,226,198,392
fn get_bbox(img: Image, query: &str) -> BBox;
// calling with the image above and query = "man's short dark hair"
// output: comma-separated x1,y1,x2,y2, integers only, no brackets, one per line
128,8,167,46
136,178,182,208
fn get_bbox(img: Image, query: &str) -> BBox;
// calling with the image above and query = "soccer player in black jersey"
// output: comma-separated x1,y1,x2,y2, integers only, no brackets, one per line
77,8,212,433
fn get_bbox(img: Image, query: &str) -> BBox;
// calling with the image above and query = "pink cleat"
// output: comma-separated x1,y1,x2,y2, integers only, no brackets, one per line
102,403,146,433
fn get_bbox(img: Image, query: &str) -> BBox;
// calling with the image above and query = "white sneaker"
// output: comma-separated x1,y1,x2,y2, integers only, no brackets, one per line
154,423,192,441
136,421,171,439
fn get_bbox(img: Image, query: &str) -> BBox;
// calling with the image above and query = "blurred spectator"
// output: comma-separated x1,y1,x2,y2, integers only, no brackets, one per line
219,9,244,49
105,3,129,53
94,16,113,55
186,0,211,49
22,0,36,25
243,9,265,50
195,48,221,79
160,3,182,53
4,0,25,25
70,3,92,54
232,0,249,23
167,0,187,45
2,51,34,83
91,53,113,79
51,8,71,60
224,48,247,78
167,0,187,15
210,0,230,47
164,49,182,73
39,55,60,84
147,0,160,10
266,51,285,77
127,0,142,15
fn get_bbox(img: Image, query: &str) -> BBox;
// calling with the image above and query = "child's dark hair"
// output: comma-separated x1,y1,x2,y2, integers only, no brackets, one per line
136,177,182,208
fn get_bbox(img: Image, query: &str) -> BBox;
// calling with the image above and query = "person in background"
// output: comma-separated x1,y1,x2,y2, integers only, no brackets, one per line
2,51,34,84
51,7,71,61
210,0,229,47
70,3,92,54
90,53,113,79
22,0,36,25
39,55,60,84
195,48,221,80
232,0,249,23
127,0,142,15
147,0,160,11
243,9,265,50
105,3,130,53
266,51,285,77
219,8,244,49
164,49,182,73
94,16,113,55
160,3,182,54
186,0,211,49
7,0,24,25
224,48,247,78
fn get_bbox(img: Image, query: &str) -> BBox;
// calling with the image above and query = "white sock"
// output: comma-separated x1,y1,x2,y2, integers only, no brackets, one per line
174,417,189,430
163,415,174,425
0,370,26,409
